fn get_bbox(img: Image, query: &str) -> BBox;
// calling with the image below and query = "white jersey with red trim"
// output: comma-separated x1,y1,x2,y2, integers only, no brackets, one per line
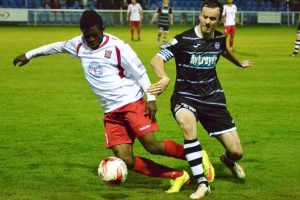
127,3,143,21
25,33,152,113
222,4,237,26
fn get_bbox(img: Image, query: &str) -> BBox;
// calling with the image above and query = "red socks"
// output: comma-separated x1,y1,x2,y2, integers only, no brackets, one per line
132,156,183,179
163,140,185,160
229,38,234,49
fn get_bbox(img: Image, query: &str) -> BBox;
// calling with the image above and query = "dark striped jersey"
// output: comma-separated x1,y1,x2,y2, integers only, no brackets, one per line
156,5,172,26
158,26,228,107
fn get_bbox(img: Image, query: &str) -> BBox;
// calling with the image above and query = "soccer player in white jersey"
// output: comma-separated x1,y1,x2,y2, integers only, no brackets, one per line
13,10,191,193
222,0,238,51
148,0,253,199
127,0,143,41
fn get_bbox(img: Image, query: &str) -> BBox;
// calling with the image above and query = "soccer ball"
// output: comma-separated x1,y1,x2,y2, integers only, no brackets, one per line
98,157,128,185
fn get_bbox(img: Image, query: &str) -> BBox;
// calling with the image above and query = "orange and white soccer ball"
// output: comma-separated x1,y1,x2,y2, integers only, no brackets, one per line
98,157,128,185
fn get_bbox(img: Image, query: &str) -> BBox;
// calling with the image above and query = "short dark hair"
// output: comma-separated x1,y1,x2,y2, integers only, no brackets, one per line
201,0,223,21
80,10,104,30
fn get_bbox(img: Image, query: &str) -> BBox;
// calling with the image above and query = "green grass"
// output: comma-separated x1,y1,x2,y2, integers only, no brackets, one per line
0,25,300,200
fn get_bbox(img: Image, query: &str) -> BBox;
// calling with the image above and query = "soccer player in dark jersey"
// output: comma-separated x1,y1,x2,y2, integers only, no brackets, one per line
148,0,253,199
150,0,174,45
290,15,300,57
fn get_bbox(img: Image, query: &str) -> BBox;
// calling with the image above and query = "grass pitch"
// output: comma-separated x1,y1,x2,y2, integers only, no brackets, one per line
0,25,300,200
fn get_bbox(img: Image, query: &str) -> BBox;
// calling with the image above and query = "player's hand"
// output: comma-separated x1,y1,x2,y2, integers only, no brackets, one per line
145,100,157,122
13,54,29,67
147,77,170,96
239,60,253,68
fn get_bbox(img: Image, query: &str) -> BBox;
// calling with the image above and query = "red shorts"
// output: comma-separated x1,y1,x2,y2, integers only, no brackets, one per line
224,25,236,36
130,21,141,27
103,99,159,148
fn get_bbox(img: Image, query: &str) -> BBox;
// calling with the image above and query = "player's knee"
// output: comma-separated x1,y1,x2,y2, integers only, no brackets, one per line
180,124,196,140
112,149,135,168
118,155,135,169
228,148,243,161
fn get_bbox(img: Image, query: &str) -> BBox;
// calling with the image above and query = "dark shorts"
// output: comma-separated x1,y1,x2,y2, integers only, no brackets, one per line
158,25,170,32
171,94,236,136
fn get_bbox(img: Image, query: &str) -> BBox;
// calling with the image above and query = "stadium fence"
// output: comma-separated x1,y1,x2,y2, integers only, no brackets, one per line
0,9,299,26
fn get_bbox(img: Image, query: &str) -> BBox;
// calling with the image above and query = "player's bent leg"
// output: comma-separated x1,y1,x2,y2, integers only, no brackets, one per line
112,143,188,190
132,156,190,193
216,131,245,179
139,132,185,160
139,132,164,155
111,144,135,168
220,154,245,180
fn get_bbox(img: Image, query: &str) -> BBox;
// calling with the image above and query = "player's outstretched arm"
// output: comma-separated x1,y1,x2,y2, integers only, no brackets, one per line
13,54,29,67
221,49,253,68
147,55,170,96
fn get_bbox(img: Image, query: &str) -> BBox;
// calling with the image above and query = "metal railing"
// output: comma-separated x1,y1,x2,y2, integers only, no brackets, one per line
1,9,299,26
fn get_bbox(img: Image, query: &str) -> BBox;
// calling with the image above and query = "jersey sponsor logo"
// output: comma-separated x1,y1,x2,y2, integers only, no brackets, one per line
88,61,103,77
215,42,220,50
104,50,112,59
173,103,196,113
190,54,218,68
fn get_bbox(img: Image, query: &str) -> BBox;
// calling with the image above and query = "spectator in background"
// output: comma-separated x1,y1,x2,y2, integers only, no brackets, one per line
222,0,238,51
121,0,128,9
80,0,87,9
65,0,75,8
50,0,61,9
42,0,50,8
150,0,174,45
95,0,103,9
127,0,143,41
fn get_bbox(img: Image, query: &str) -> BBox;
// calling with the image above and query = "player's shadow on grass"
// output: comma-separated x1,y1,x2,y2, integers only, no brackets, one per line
123,172,164,189
100,193,129,200
91,166,164,189
214,163,246,184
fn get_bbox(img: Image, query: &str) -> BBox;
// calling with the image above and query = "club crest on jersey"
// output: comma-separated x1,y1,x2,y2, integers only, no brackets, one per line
104,50,112,59
215,42,220,50
88,61,103,77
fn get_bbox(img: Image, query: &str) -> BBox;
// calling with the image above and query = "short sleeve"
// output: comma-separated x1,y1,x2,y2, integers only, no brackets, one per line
157,35,181,62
